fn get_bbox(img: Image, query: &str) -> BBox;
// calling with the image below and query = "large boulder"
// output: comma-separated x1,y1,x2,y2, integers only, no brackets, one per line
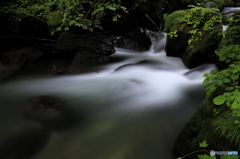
164,8,222,68
25,96,80,130
56,32,115,57
56,32,115,73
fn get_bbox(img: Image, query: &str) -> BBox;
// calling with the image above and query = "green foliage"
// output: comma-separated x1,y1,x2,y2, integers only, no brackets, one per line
203,63,240,117
203,13,240,146
164,6,221,47
183,6,221,47
0,0,128,34
212,110,240,146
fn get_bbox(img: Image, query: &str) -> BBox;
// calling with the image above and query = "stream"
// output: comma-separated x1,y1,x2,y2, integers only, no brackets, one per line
0,34,217,159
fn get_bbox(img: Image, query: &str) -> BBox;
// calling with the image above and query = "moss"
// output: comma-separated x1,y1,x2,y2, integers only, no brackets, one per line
164,10,187,32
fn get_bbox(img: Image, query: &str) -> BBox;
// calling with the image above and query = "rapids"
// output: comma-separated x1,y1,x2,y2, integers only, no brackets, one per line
0,34,217,159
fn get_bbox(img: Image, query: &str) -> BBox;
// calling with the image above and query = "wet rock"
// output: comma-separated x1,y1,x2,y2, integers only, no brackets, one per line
56,32,115,74
51,65,67,75
115,28,161,51
0,122,49,159
56,32,115,57
68,50,111,74
25,96,79,130
90,34,118,45
0,47,44,70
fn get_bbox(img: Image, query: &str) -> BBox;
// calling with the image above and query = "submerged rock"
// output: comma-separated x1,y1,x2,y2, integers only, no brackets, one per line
25,96,80,130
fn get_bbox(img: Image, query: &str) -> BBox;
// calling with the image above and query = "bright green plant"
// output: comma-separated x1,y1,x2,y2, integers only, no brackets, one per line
183,6,221,47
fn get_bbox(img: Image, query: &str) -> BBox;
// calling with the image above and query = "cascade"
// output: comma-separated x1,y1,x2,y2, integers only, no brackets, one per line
0,34,217,159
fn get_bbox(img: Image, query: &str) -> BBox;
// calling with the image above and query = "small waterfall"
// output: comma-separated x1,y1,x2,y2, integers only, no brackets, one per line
0,36,217,159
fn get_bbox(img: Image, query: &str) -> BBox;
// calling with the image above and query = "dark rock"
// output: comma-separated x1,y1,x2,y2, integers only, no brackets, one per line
0,122,49,159
68,50,110,74
18,16,50,38
89,34,118,45
56,32,115,57
115,28,161,51
25,96,80,130
0,47,44,70
51,65,67,75
0,36,56,54
56,32,115,74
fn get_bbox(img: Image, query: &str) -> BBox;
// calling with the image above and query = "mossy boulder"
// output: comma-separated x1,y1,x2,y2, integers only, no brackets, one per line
174,95,239,158
164,7,222,68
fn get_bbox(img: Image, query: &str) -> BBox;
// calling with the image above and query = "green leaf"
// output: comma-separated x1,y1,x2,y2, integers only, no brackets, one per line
198,155,216,159
199,140,208,148
231,100,239,109
234,120,240,124
216,80,223,86
223,78,231,83
220,155,238,159
231,74,239,80
203,79,210,86
228,53,236,58
213,95,227,105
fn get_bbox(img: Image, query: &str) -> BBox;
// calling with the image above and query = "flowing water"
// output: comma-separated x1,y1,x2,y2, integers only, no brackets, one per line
0,35,217,159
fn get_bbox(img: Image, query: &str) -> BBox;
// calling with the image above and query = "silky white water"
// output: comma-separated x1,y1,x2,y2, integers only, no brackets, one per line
0,36,217,159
